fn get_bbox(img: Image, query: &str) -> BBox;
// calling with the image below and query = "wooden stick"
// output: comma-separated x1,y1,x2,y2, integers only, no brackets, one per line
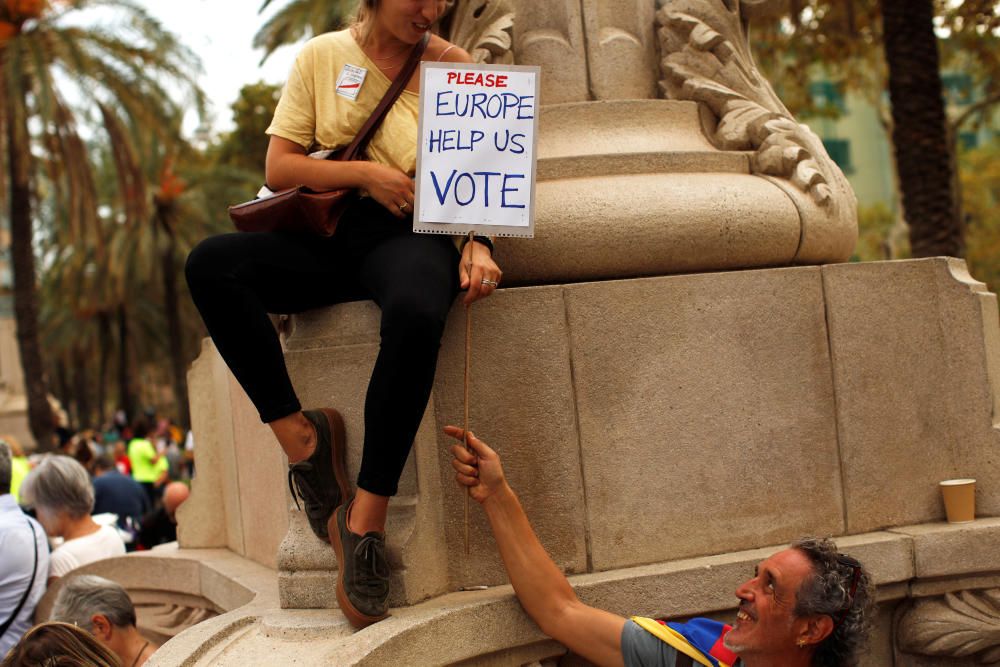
463,230,474,556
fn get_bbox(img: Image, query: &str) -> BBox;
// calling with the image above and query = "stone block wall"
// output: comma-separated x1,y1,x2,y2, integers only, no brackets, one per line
181,257,1000,605
168,257,1000,664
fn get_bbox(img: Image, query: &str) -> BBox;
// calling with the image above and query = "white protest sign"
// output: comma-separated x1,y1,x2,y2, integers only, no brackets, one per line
414,62,539,238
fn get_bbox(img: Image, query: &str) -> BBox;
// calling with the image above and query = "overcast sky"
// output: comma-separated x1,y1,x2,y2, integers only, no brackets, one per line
136,0,301,135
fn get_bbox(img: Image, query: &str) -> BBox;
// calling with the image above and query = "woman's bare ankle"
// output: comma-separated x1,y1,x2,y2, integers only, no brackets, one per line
270,412,317,464
347,490,389,535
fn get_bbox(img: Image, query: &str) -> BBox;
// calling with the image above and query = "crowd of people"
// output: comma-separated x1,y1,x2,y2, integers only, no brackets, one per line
0,411,191,665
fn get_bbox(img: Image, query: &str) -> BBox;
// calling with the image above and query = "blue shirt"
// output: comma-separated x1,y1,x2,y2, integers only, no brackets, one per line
93,470,149,529
621,621,744,667
0,494,50,655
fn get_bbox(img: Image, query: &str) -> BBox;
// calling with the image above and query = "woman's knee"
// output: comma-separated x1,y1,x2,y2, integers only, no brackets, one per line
185,234,238,287
380,293,451,341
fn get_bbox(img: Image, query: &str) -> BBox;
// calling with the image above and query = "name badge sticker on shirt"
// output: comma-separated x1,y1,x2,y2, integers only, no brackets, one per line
337,64,368,101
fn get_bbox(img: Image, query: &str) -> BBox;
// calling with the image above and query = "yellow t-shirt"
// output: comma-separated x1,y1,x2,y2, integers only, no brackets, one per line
266,29,420,175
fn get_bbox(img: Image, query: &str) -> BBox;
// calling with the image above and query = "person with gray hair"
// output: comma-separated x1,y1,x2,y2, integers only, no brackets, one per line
51,574,157,667
0,442,50,656
23,455,125,583
447,428,877,667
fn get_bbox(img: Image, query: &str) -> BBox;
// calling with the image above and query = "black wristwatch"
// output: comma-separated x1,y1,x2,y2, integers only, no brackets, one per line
464,235,494,255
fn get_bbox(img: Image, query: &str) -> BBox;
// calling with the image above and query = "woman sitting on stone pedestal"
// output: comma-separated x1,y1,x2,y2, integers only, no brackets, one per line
185,0,500,629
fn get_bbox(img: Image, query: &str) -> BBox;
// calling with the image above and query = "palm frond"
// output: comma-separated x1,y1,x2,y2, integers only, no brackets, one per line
99,102,148,232
252,0,356,64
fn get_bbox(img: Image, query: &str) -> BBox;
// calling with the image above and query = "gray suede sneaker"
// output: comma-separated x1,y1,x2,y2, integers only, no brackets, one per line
287,409,349,542
329,500,389,628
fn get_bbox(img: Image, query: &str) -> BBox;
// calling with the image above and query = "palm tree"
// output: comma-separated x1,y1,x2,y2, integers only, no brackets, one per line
880,0,962,257
0,0,203,448
38,103,256,430
254,0,357,64
38,260,102,427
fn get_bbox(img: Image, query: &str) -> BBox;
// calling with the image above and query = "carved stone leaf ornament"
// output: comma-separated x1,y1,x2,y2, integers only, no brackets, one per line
656,0,828,203
656,0,857,263
440,0,515,64
898,589,1000,664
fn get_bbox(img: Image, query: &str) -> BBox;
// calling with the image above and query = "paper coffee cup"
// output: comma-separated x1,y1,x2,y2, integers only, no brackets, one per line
940,479,976,523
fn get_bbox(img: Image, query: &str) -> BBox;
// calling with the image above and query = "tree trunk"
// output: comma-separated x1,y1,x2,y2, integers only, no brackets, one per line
73,345,91,429
880,0,963,257
97,310,112,426
116,303,136,420
55,356,73,426
160,225,190,428
2,55,55,450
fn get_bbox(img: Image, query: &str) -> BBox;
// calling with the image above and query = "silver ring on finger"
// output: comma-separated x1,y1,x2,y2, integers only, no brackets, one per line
481,279,498,287
399,202,409,212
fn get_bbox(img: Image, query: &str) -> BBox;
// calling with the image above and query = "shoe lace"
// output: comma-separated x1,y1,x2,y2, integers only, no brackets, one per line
287,465,326,518
353,534,389,597
287,469,303,511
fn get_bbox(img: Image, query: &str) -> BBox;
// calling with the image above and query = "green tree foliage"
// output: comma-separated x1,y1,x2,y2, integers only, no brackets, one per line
212,81,283,176
853,203,906,262
750,1,998,128
937,3,1000,133
46,92,263,431
751,1,886,119
750,1,998,261
1,0,204,447
38,132,240,430
962,140,1000,293
253,0,357,64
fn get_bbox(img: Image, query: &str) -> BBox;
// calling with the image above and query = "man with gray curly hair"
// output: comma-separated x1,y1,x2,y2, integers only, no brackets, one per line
22,455,125,582
51,574,157,667
447,428,876,667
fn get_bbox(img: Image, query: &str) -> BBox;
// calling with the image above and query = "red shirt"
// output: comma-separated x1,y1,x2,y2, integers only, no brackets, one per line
115,455,131,476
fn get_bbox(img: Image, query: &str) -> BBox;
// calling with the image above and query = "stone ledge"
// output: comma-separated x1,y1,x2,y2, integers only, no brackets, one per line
568,530,915,620
832,532,915,586
145,523,999,665
889,518,1000,578
911,573,1000,599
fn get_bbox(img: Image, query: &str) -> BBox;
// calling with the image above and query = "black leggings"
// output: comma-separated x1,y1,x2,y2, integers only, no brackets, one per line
185,197,460,496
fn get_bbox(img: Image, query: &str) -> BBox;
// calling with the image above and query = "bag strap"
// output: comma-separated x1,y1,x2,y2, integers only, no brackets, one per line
337,31,430,163
0,518,39,637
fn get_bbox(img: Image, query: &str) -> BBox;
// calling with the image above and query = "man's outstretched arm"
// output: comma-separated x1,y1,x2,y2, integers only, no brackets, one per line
444,426,627,667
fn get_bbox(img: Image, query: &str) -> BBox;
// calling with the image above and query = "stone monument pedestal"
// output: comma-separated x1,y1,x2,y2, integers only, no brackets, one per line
25,2,997,663
124,257,1000,665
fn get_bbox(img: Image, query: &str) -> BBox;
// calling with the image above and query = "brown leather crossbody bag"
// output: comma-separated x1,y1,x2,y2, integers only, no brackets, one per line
228,32,429,236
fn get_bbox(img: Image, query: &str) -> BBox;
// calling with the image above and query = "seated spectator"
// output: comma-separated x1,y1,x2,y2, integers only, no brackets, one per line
0,621,120,667
446,427,876,667
51,575,157,667
22,456,125,583
1,435,30,502
92,456,149,536
137,482,189,549
0,443,50,657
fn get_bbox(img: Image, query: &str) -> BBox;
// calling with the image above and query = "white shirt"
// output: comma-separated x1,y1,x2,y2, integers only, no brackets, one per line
0,494,50,655
49,523,125,579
